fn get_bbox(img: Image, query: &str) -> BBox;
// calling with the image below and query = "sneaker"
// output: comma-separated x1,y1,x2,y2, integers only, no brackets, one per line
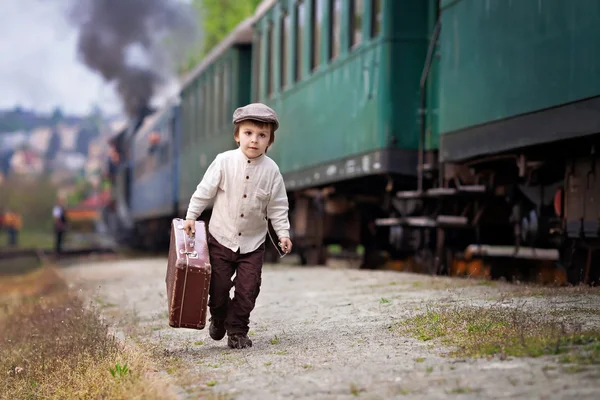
209,318,226,341
227,333,253,349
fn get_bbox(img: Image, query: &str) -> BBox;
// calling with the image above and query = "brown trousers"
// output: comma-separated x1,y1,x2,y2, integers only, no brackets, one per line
207,233,265,336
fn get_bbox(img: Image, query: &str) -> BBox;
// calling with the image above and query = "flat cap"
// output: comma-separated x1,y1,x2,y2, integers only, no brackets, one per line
232,103,279,131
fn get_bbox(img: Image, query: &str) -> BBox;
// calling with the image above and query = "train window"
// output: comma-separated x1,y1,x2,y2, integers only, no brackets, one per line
281,12,289,89
207,73,213,135
350,0,363,49
270,21,277,95
204,78,209,136
296,1,305,82
215,67,221,129
311,0,322,71
330,0,341,60
198,82,204,137
266,22,274,96
190,89,196,142
371,0,381,37
253,31,261,101
223,61,230,124
184,91,189,142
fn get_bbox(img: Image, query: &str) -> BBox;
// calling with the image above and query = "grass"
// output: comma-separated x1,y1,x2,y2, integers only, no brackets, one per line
0,266,177,400
395,301,600,363
1,229,106,252
1,230,55,250
507,284,600,298
269,335,280,345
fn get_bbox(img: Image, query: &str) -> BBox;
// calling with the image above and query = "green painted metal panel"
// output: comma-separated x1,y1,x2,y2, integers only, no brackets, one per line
254,0,432,176
387,0,432,152
178,47,250,211
439,0,600,135
425,0,440,150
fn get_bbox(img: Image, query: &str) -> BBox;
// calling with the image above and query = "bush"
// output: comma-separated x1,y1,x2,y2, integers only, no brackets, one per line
0,175,58,232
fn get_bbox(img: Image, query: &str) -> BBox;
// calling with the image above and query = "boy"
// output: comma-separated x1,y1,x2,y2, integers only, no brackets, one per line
183,103,292,349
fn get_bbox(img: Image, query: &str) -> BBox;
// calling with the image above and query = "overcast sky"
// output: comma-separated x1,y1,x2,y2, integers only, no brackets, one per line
0,0,195,117
0,0,121,116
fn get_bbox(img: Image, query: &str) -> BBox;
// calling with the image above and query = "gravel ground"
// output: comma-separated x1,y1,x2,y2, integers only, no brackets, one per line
62,257,600,400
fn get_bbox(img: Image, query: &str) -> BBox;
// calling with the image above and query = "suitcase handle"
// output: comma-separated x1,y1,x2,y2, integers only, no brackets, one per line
176,222,198,258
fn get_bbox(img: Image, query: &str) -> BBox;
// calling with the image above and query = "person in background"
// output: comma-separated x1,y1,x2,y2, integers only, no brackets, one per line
0,207,4,245
107,143,120,185
53,198,68,254
4,209,21,247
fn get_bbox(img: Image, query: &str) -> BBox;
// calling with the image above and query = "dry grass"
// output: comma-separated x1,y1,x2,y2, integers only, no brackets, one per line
396,300,600,363
506,283,600,298
0,266,178,400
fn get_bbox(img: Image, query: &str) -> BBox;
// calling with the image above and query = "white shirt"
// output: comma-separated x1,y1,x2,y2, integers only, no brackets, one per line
185,148,290,254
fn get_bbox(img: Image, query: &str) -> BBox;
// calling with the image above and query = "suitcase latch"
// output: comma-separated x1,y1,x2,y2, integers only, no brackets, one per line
179,249,198,258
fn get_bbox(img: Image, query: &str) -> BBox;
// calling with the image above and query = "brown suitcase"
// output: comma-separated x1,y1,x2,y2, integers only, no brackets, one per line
165,218,211,330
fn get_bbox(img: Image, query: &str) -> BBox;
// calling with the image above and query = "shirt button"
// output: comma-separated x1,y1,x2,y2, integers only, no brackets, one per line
243,194,247,198
240,214,244,217
246,176,249,179
238,232,242,236
247,160,251,163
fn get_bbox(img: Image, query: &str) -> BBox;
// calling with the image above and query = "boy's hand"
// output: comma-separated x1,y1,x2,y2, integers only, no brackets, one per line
279,237,292,254
183,219,195,236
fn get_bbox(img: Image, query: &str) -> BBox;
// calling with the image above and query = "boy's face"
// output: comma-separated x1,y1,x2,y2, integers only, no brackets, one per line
235,121,271,159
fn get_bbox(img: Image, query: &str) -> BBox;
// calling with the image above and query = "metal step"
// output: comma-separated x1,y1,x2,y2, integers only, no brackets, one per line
459,185,487,193
426,188,457,197
374,217,404,226
375,216,441,228
404,217,437,228
395,185,488,200
376,215,470,228
374,217,437,228
436,215,469,227
395,191,422,199
464,245,560,261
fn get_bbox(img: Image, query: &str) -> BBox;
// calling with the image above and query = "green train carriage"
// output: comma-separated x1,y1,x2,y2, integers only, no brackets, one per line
252,0,440,266
382,0,600,283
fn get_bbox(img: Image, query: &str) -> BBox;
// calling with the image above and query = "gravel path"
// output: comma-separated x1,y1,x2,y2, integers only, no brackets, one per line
62,257,600,400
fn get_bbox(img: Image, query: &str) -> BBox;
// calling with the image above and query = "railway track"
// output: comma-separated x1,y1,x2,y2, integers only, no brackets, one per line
0,246,118,276
0,247,116,261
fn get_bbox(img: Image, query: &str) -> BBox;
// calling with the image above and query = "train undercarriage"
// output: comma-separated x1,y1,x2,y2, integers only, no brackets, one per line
282,135,599,286
268,173,417,269
373,136,600,286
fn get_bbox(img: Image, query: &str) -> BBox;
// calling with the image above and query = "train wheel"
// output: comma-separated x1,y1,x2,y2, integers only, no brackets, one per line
559,242,597,285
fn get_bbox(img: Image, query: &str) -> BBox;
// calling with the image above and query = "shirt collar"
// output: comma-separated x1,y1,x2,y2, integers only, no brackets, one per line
236,147,265,164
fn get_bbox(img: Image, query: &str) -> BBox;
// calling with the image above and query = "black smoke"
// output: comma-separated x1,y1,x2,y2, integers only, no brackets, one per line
66,0,198,117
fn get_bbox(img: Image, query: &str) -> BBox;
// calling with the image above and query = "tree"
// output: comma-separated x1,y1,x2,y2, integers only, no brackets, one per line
50,107,64,126
201,0,263,55
179,0,262,74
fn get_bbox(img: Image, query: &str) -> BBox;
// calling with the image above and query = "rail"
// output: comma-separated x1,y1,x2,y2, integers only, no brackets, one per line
0,247,116,262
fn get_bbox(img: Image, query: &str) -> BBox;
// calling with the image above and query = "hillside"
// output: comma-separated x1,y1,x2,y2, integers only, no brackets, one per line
0,106,84,134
